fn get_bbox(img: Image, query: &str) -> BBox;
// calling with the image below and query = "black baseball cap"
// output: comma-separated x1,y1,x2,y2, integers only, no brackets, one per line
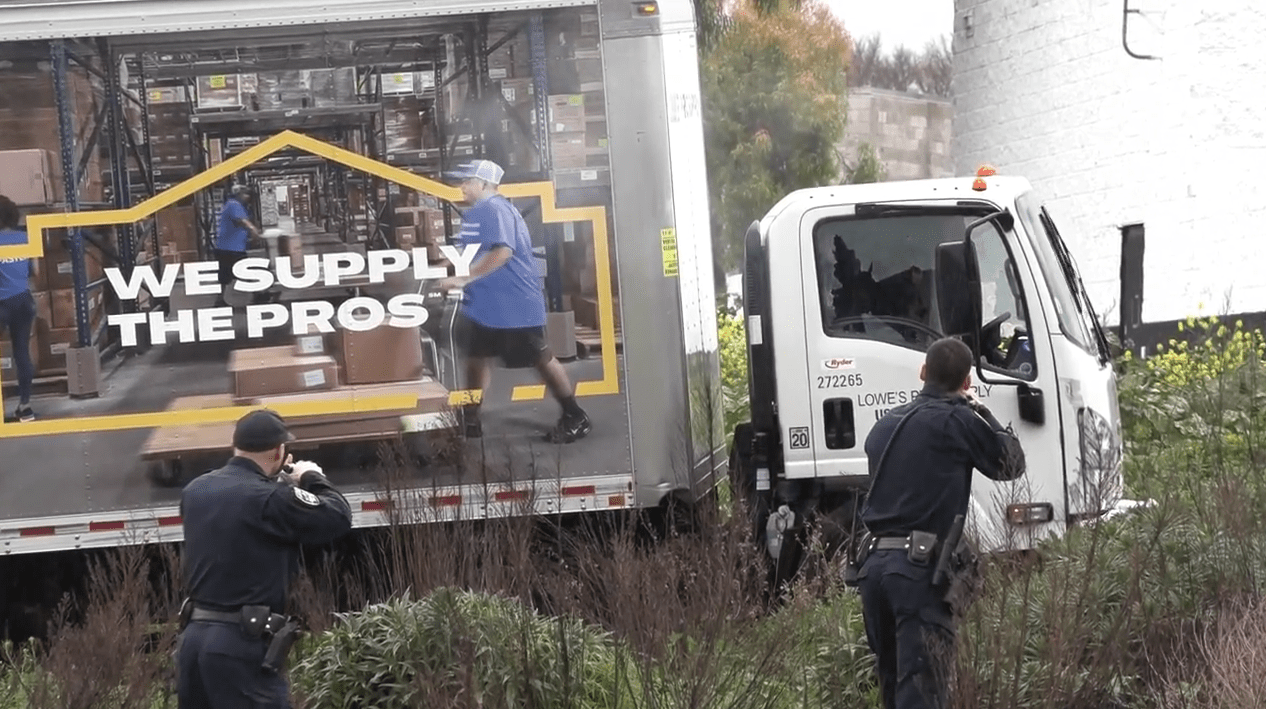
233,409,296,452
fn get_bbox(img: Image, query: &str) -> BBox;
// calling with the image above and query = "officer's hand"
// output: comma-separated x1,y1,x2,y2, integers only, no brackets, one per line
290,460,323,477
289,460,333,490
962,389,988,414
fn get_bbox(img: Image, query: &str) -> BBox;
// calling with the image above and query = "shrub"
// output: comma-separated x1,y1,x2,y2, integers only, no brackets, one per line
1117,315,1266,505
290,587,624,709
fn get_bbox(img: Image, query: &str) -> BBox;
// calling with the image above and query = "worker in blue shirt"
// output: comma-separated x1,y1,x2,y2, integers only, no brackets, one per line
214,184,261,307
176,409,352,708
437,159,591,443
0,194,36,422
855,337,1026,709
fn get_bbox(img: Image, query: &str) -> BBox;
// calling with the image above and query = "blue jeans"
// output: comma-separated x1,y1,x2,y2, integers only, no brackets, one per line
858,549,957,709
0,290,35,405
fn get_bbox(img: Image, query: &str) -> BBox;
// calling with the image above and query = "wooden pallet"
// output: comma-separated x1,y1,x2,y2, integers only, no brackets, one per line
29,372,69,397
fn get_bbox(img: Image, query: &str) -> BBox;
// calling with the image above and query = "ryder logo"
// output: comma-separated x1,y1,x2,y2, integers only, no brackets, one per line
822,357,856,370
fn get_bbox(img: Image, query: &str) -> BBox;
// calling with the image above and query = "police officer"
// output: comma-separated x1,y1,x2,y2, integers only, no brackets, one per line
856,337,1026,709
176,409,352,709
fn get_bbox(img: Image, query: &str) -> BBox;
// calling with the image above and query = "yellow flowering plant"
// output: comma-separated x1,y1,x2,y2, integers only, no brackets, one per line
1116,314,1266,494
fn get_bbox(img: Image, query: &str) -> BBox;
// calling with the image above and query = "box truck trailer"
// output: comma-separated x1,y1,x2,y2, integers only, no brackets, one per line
0,0,725,556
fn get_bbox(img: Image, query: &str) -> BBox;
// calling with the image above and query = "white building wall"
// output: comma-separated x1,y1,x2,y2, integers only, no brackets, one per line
952,0,1266,325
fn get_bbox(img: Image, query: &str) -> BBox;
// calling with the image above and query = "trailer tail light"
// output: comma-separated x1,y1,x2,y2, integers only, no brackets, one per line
1006,503,1054,526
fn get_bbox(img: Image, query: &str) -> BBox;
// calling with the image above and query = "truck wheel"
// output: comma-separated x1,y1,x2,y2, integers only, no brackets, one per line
148,459,183,488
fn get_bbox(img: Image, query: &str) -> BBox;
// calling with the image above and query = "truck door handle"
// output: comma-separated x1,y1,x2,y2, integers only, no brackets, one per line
823,398,856,450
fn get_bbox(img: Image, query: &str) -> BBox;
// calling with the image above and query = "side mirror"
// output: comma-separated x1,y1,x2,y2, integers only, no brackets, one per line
934,240,978,341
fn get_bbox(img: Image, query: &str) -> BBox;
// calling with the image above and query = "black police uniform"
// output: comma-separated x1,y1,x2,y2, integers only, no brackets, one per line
857,383,1026,709
176,413,352,709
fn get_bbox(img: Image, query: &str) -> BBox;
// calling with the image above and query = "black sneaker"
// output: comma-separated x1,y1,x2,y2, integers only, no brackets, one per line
545,412,591,444
15,404,34,422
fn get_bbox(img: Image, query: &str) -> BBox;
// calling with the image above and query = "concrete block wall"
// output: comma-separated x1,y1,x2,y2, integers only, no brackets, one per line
952,0,1266,325
840,87,955,182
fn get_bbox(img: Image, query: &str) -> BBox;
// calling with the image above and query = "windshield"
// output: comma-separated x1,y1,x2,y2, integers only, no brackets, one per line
1014,191,1110,363
811,207,1038,376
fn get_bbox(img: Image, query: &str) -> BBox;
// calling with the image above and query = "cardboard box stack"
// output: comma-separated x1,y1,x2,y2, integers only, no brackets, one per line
145,85,194,177
391,202,455,265
481,9,609,176
154,205,201,265
218,320,443,441
0,61,107,203
229,346,340,403
11,226,116,377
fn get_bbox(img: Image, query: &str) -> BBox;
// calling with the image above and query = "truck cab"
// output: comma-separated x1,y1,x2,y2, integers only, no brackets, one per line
731,169,1123,585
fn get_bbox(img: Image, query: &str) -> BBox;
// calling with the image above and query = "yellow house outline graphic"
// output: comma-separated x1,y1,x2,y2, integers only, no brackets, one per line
0,130,619,439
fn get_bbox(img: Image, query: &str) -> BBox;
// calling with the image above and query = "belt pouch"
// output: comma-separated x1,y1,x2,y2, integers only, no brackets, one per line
907,530,937,566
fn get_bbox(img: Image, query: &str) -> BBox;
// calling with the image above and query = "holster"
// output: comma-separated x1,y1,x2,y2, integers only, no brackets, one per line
939,536,984,612
262,618,302,673
842,530,873,587
178,598,194,631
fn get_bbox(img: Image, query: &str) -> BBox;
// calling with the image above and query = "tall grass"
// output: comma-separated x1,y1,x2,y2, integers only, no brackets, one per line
4,315,1266,708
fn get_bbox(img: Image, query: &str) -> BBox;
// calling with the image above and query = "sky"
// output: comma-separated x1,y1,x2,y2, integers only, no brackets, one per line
820,0,955,52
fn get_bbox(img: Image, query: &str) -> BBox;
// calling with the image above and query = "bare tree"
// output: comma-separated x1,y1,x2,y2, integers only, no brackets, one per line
917,35,953,97
847,33,884,88
848,32,953,97
886,45,918,92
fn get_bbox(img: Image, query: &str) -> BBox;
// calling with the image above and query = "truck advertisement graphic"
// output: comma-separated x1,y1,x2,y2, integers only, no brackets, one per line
0,0,722,553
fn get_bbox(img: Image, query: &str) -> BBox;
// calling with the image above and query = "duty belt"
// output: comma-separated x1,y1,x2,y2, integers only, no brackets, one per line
191,606,273,625
191,607,241,623
872,536,915,550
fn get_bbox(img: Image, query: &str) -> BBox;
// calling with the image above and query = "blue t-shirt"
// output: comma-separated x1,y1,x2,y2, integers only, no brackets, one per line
458,194,547,329
0,229,33,301
216,198,250,252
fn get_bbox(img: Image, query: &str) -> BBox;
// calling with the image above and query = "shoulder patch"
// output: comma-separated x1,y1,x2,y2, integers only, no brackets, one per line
293,487,321,507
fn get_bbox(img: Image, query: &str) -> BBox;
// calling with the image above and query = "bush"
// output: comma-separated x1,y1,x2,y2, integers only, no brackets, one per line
291,587,623,709
1117,315,1266,510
